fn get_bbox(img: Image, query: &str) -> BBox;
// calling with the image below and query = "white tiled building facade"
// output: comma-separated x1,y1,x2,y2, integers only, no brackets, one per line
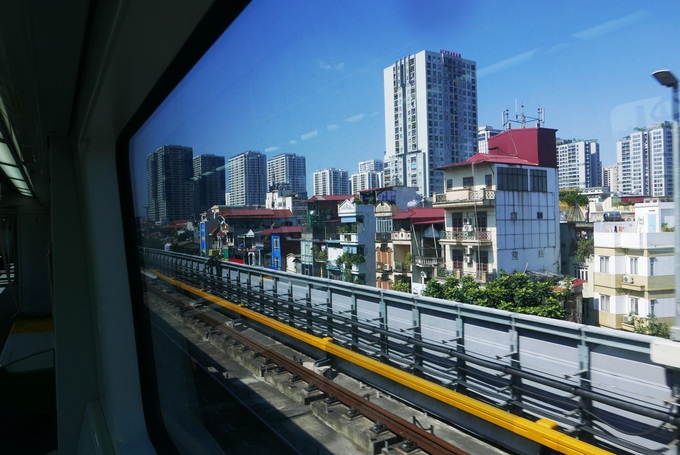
313,168,350,196
556,139,602,190
616,123,673,197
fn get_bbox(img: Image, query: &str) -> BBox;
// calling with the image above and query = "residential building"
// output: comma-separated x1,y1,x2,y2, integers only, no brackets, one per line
350,171,383,194
267,153,307,194
300,194,352,278
260,226,302,271
433,127,560,282
556,139,601,190
313,168,350,196
147,145,195,224
327,199,376,285
593,200,675,330
383,49,478,199
374,204,446,293
358,159,384,173
602,163,619,193
265,186,308,224
193,154,226,213
477,126,502,154
616,123,673,197
201,206,296,260
228,151,267,206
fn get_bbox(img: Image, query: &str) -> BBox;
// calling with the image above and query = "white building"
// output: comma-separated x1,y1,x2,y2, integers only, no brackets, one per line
228,151,267,206
433,128,560,282
267,153,307,194
350,171,383,194
313,168,350,196
602,164,619,193
593,200,675,330
358,159,384,173
616,123,673,197
383,49,477,199
556,139,601,190
327,199,376,286
477,126,502,154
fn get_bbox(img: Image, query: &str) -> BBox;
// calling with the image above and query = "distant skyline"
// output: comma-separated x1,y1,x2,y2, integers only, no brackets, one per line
129,0,680,213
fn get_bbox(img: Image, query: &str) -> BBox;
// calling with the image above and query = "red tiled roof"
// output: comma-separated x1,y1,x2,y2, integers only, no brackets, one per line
392,208,445,224
437,153,534,170
218,208,294,218
260,226,303,236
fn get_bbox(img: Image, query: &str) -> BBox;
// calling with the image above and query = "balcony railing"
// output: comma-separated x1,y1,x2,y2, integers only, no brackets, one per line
434,187,496,206
414,256,443,267
391,230,411,241
439,228,492,242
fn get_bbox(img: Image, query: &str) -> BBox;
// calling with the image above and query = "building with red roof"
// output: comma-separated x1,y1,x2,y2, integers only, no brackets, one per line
433,127,560,282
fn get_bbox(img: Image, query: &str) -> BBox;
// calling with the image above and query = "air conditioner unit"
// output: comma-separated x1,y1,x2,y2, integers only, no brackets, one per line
622,275,634,284
465,246,473,255
623,315,634,324
465,255,473,264
462,224,474,232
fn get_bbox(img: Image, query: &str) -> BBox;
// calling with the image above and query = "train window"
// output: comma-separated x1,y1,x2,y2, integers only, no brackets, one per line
126,1,680,453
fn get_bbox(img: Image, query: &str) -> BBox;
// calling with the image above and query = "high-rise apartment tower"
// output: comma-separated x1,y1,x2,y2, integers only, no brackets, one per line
193,154,226,211
147,145,195,223
313,168,350,196
383,49,478,198
267,153,307,194
556,139,602,190
616,123,673,197
228,151,267,206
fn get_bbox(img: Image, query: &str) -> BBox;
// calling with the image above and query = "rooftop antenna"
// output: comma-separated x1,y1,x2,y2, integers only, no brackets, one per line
503,104,545,130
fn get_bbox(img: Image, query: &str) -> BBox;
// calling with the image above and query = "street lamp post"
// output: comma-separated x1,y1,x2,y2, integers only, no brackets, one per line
652,69,680,341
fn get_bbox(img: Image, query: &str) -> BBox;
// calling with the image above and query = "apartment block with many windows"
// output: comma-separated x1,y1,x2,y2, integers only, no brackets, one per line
593,200,675,330
228,151,267,206
383,49,477,199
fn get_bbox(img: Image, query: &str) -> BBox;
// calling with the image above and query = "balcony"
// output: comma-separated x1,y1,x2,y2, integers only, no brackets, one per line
439,228,492,244
376,232,391,242
391,230,411,242
433,187,496,208
414,256,443,267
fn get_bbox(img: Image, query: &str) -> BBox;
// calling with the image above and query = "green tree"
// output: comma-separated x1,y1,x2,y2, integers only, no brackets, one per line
392,281,411,293
336,251,365,282
633,315,670,338
559,190,588,207
575,237,594,265
423,271,566,320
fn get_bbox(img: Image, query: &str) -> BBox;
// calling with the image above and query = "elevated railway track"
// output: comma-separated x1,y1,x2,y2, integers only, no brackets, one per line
141,248,680,454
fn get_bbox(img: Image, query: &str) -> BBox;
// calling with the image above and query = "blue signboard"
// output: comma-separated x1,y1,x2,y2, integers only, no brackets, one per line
200,222,206,256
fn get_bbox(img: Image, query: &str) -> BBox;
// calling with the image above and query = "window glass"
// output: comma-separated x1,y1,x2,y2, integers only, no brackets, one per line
126,1,680,452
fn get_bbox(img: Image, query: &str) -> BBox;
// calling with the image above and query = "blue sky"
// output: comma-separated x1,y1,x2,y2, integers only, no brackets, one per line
130,0,680,211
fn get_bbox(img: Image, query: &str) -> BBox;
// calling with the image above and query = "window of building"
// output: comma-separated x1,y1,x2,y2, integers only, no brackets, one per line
649,257,656,276
446,178,453,190
601,295,611,312
628,256,638,275
497,167,528,191
485,174,493,187
629,297,639,315
512,251,518,260
599,256,609,273
462,176,473,187
530,169,548,192
273,236,280,251
536,211,543,220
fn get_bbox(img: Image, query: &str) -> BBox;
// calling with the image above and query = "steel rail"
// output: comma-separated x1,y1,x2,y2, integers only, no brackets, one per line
146,278,469,455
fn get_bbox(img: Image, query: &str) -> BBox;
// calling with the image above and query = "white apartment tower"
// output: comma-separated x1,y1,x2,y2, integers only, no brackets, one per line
383,50,477,199
602,164,620,193
228,151,267,206
267,153,307,194
616,123,673,197
350,171,383,194
313,168,350,196
556,139,602,190
358,159,384,173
